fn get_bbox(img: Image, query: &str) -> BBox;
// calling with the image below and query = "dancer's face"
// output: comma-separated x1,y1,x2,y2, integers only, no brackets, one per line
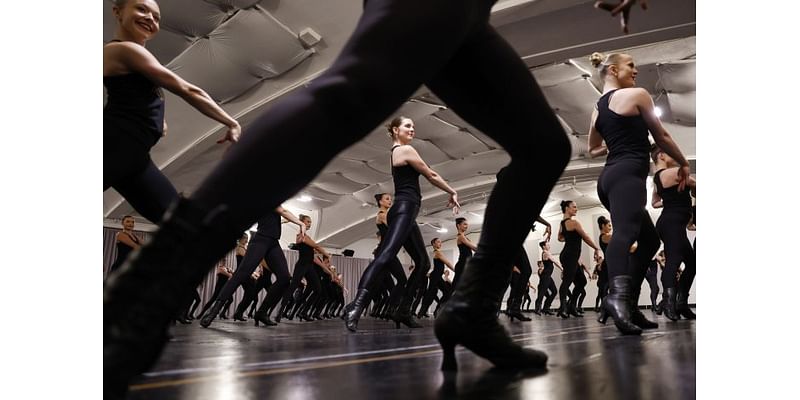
432,238,442,249
122,217,135,230
393,118,415,144
601,221,612,234
379,194,392,208
302,217,312,229
114,0,161,42
564,202,578,217
458,221,469,232
611,54,637,88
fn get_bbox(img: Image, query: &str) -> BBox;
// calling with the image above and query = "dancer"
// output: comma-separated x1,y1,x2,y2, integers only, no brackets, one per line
103,0,240,224
571,261,592,315
280,215,331,322
199,206,306,327
372,193,410,320
595,216,612,311
652,146,696,320
103,0,635,391
343,116,459,332
534,242,562,315
107,215,142,276
588,50,691,334
452,217,476,287
196,259,233,318
556,200,602,318
418,238,456,318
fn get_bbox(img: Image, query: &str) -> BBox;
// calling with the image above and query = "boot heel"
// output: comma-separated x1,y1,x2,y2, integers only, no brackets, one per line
437,336,458,371
597,307,608,324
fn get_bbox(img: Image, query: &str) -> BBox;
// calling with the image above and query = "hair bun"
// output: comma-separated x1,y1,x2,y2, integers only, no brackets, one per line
589,52,605,68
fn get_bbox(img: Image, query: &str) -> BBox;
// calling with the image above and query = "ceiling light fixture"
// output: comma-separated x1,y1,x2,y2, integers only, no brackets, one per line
436,228,448,233
654,106,663,118
298,195,312,202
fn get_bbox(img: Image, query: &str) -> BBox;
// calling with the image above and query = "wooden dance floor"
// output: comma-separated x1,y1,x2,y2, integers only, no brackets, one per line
126,310,696,399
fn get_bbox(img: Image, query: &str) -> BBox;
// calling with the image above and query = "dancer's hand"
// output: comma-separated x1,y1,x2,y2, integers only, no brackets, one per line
218,121,242,144
448,193,461,214
544,225,552,241
594,0,648,34
594,248,605,264
677,164,690,192
298,223,307,243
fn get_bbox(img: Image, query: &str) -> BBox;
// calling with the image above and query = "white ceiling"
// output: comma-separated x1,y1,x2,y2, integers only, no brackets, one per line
104,0,696,249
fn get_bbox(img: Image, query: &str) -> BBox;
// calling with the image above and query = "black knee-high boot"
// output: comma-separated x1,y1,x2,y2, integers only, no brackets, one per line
597,275,643,335
343,289,371,332
104,198,241,399
434,256,548,372
630,288,658,329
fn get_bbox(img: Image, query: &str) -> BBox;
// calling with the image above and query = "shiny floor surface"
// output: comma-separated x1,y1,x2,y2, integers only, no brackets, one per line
127,310,696,400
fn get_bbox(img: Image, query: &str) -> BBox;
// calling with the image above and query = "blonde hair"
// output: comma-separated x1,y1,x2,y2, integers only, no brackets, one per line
590,52,628,78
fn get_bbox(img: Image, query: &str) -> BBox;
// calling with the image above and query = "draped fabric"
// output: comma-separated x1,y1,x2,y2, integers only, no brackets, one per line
103,228,374,309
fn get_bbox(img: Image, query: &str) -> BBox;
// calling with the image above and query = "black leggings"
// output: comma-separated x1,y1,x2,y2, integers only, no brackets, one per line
104,133,177,224
358,200,429,303
283,261,322,309
419,268,444,314
597,160,660,279
218,236,289,310
572,268,587,306
185,0,570,279
199,275,229,316
645,267,660,305
535,268,555,310
510,247,533,306
558,252,580,307
657,211,696,291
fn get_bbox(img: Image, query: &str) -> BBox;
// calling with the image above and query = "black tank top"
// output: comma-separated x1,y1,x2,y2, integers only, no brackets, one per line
541,257,554,273
594,89,650,165
255,211,281,239
432,256,445,273
104,41,165,148
457,242,473,262
391,145,421,205
377,221,388,237
297,242,314,264
654,169,692,211
598,234,608,253
114,232,140,263
560,220,582,256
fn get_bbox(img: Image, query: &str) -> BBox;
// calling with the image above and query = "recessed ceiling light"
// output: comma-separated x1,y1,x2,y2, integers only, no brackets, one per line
298,195,312,202
437,228,448,233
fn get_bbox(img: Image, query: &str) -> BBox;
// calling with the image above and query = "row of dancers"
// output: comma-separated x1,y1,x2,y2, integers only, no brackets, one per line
103,0,684,397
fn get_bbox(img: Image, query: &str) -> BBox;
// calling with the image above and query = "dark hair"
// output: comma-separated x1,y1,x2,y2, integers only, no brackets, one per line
539,241,547,249
597,216,610,230
430,237,439,246
386,116,409,138
374,193,388,206
299,214,311,222
455,217,467,225
560,200,574,213
121,215,134,222
650,144,664,163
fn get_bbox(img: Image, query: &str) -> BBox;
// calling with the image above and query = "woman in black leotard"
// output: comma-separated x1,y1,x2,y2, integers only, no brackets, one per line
572,260,592,315
652,146,696,320
557,200,602,318
418,238,456,318
343,116,459,332
453,217,477,288
108,215,142,276
199,207,306,327
588,51,691,335
197,259,232,319
534,242,562,315
282,215,332,321
595,216,612,312
372,193,410,320
103,0,240,225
